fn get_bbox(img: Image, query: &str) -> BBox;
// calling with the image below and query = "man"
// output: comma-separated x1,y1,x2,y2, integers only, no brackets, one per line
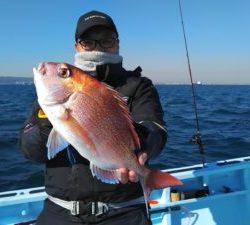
20,10,167,225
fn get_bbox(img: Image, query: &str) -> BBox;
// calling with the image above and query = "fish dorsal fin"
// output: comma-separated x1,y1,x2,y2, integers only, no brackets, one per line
90,163,119,184
47,128,69,159
104,84,141,149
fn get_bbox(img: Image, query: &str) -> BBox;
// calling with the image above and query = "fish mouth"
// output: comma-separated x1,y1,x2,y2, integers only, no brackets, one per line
33,67,45,87
33,67,72,106
34,63,46,75
33,67,39,87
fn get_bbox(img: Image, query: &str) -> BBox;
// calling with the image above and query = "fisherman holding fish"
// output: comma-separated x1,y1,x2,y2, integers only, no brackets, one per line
20,10,181,225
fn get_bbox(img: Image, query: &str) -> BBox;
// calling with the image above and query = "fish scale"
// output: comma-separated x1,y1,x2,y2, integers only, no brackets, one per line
68,90,136,164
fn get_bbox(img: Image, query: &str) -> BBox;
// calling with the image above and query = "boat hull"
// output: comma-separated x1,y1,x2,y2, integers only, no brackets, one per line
1,157,250,225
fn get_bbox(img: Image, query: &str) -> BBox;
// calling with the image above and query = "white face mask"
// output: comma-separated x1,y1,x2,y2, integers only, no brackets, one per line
74,51,123,76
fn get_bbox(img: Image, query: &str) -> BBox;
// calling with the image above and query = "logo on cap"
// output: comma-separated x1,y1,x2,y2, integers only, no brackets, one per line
84,15,106,21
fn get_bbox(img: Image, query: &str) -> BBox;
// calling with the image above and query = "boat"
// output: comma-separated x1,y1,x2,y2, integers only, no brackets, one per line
1,156,249,225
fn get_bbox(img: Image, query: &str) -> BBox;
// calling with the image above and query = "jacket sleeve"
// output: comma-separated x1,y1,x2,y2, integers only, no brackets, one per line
19,101,52,163
131,77,167,159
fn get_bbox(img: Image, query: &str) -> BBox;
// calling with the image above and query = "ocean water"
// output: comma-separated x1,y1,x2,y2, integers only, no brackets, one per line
0,84,250,192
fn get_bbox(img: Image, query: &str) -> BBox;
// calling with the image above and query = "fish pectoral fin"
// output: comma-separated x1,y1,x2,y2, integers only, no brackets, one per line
51,105,69,120
47,128,69,159
90,163,119,184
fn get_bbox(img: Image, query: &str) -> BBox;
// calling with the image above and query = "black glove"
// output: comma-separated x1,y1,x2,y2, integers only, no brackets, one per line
19,101,52,163
25,101,52,137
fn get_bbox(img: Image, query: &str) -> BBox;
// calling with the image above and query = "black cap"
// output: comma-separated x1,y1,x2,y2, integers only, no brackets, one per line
75,10,118,40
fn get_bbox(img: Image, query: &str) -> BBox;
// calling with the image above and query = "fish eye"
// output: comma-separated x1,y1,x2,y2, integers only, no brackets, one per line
58,65,71,78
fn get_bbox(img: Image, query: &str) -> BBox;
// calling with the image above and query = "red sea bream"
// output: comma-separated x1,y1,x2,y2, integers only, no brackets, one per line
33,62,182,213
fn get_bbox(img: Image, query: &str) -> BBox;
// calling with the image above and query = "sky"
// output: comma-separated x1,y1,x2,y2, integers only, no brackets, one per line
0,0,249,84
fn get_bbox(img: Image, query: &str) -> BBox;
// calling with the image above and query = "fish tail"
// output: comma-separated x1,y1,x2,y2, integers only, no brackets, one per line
145,169,183,191
140,169,182,218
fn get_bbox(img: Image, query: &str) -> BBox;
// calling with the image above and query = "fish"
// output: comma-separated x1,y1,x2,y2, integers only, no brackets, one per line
33,62,182,214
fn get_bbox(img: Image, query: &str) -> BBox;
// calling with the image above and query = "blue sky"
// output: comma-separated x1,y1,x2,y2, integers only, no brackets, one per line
0,0,249,84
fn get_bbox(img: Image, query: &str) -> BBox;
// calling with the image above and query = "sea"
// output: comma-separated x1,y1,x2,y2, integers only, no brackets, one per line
0,83,250,193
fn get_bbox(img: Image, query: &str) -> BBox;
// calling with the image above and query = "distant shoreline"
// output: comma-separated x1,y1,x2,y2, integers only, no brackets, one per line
0,76,33,85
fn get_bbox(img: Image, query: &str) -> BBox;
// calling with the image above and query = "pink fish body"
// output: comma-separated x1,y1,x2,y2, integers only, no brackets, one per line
33,62,182,213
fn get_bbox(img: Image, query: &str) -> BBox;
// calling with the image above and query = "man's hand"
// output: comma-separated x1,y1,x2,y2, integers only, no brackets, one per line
116,153,148,184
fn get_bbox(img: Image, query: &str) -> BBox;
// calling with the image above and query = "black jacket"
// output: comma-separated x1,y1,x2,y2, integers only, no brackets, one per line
19,63,167,203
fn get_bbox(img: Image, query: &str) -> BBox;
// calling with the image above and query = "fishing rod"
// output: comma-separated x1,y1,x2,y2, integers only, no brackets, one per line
178,0,205,167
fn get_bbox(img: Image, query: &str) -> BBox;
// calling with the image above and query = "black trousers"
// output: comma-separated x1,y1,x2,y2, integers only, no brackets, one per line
36,199,152,225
